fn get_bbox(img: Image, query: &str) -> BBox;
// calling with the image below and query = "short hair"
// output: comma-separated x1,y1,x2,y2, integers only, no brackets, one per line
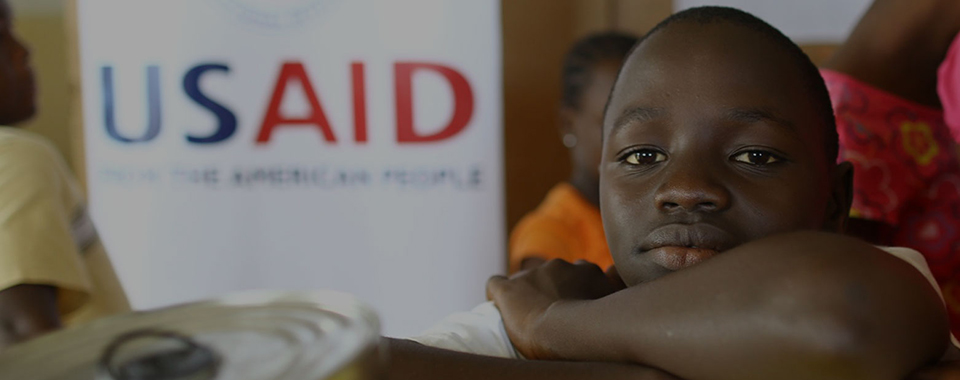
615,6,839,162
561,32,639,111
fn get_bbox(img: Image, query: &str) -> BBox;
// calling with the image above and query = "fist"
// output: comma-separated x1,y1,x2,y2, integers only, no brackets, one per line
486,259,625,359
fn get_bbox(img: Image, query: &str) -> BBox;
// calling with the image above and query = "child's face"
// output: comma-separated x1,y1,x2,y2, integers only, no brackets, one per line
601,21,849,286
0,0,34,125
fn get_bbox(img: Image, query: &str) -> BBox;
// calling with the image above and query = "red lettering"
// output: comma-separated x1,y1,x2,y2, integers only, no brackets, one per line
352,62,368,143
394,62,474,143
256,62,337,144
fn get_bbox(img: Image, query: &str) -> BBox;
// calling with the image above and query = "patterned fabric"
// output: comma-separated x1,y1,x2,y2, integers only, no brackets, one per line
823,69,960,336
939,32,960,142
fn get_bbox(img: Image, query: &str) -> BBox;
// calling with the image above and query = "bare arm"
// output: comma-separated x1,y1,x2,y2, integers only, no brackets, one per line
386,338,680,380
0,284,60,350
823,0,960,107
490,232,949,380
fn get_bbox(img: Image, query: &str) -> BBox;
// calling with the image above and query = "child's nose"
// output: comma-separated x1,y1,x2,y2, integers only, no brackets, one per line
654,164,731,214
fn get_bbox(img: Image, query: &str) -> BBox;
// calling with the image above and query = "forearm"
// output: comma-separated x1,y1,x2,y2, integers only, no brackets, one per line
386,338,679,380
824,0,960,108
536,232,948,380
0,284,61,350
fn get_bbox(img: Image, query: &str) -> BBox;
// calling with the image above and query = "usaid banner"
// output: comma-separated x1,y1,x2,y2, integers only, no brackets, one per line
77,0,503,336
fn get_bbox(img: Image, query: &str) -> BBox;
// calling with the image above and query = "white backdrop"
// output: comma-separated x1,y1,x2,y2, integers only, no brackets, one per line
676,0,872,43
77,0,503,337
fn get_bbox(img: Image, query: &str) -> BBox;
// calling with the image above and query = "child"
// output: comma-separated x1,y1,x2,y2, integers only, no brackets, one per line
0,0,129,350
510,32,637,273
820,0,960,336
387,7,957,380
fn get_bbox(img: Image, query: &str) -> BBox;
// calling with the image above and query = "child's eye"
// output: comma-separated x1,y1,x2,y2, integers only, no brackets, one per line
624,150,667,165
732,151,781,165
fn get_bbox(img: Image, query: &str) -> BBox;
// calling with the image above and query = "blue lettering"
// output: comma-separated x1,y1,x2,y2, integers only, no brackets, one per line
183,64,238,144
101,65,162,143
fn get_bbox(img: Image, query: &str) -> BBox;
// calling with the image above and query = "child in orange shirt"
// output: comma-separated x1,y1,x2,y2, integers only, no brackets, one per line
509,32,637,273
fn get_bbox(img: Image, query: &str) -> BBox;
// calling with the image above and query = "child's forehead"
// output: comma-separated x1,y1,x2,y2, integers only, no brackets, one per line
604,22,820,139
622,22,800,91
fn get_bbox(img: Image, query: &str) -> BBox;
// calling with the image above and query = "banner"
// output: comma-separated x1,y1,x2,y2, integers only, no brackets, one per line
77,0,503,336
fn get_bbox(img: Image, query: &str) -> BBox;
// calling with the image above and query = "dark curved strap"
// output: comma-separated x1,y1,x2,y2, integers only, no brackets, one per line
100,329,220,380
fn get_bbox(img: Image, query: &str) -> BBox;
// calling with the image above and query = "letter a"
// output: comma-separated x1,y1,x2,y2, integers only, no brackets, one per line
256,62,337,144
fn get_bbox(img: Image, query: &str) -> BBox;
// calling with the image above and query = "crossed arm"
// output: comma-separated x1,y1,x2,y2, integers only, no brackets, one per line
386,338,679,380
485,231,949,380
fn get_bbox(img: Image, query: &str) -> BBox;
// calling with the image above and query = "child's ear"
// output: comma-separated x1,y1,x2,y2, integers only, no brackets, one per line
558,107,576,142
825,161,854,232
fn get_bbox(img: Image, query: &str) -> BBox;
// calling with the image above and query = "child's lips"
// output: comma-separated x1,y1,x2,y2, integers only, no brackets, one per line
639,223,734,270
648,246,719,271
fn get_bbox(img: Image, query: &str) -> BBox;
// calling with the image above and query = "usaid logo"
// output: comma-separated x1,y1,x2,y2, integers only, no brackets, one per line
216,0,340,30
99,61,475,146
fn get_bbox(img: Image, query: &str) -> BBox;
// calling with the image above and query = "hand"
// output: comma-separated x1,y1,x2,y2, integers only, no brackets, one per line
486,259,625,359
519,257,547,271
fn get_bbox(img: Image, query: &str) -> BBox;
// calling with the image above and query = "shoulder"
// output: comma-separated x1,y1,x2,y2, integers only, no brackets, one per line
538,183,598,219
0,129,77,212
879,246,960,349
877,247,930,270
511,210,572,239
0,129,64,175
877,246,943,298
512,183,594,236
411,302,522,359
875,246,944,295
0,128,59,154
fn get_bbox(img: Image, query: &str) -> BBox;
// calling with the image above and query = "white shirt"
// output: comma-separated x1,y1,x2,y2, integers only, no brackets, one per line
412,246,956,358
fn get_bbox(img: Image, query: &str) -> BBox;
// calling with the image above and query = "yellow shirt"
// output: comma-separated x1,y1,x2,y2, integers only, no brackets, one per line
0,128,129,326
509,183,611,273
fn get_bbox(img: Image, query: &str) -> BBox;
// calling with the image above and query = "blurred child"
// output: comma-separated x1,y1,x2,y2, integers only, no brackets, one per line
0,0,129,350
509,32,637,272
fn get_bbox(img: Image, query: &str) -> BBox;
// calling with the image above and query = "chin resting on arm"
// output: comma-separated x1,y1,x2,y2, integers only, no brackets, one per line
490,231,949,380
